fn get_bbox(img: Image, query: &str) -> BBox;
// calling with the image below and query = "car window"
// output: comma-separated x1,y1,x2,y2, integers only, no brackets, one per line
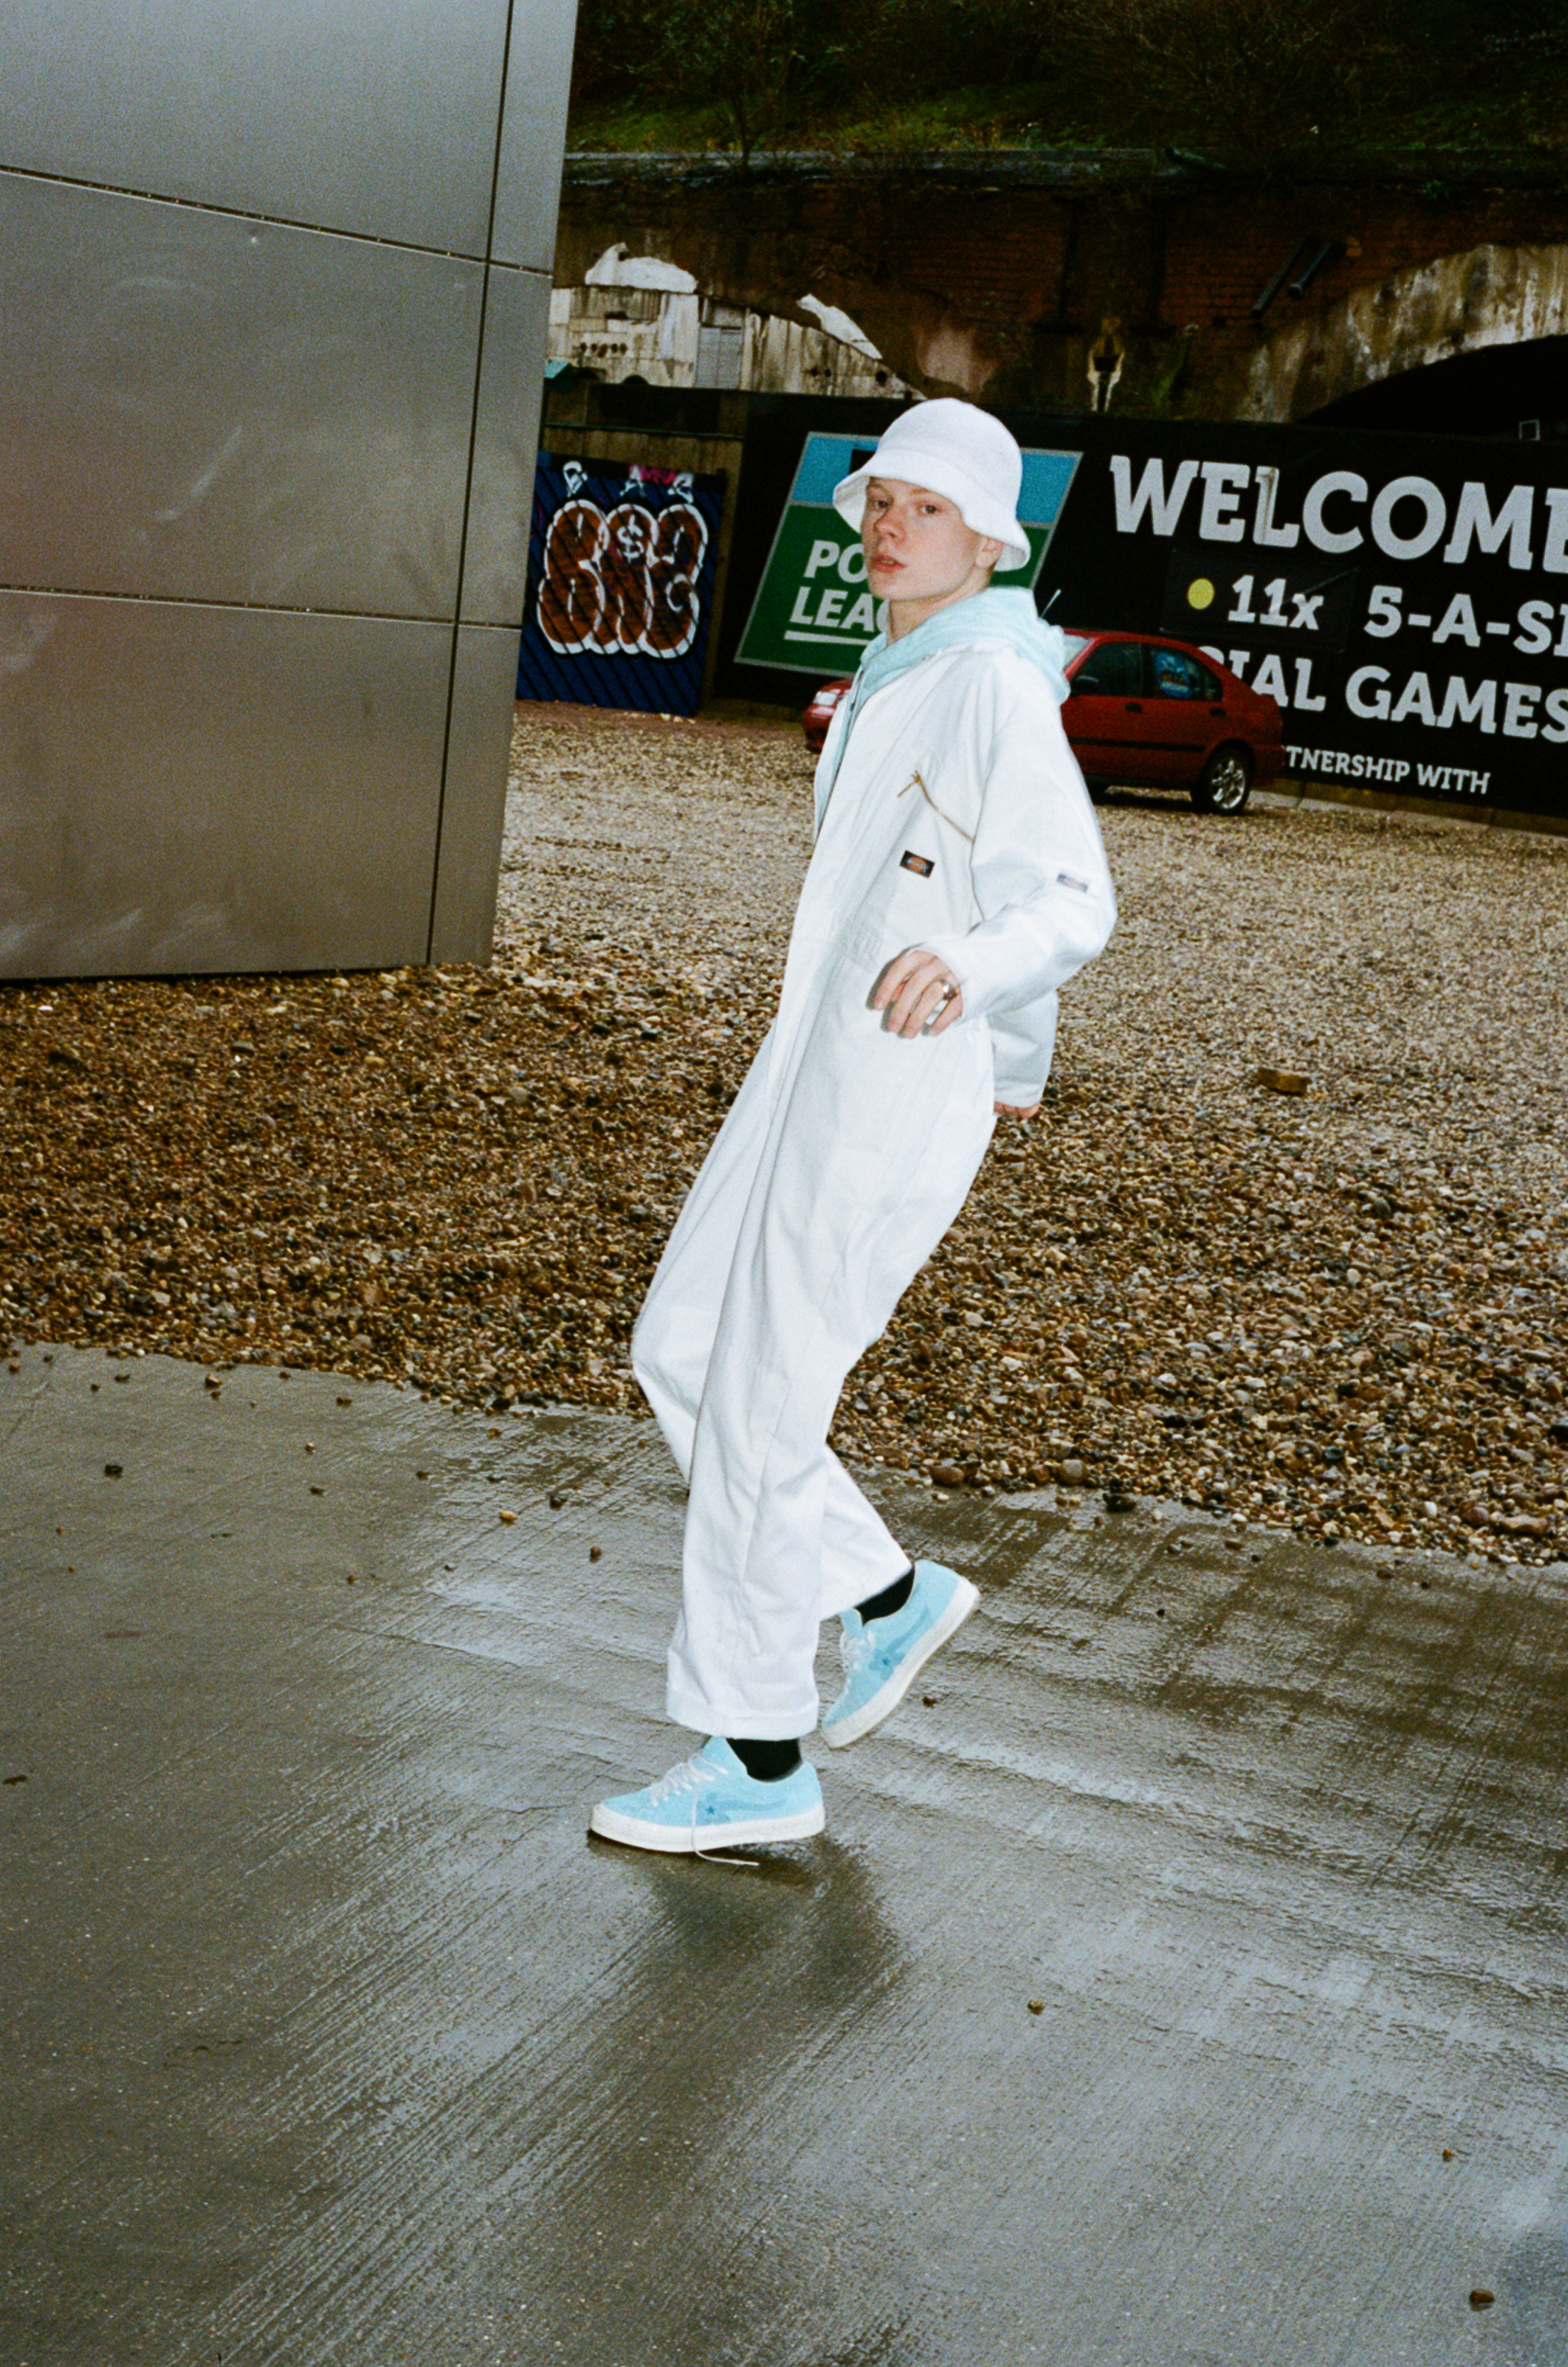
1070,639,1142,696
1150,645,1221,700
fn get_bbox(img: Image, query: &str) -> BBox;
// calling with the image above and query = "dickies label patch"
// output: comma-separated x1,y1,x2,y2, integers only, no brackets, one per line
900,850,935,877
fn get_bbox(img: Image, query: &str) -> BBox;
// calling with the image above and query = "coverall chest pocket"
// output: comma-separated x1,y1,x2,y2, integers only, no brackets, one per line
831,763,976,973
838,844,944,976
886,838,947,942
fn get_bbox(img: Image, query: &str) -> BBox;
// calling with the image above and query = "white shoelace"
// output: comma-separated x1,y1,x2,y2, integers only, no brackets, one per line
647,1749,763,1872
841,1625,876,1676
647,1753,719,1806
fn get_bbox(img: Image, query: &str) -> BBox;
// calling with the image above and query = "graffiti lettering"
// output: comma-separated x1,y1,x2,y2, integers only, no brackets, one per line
537,495,710,661
537,499,606,653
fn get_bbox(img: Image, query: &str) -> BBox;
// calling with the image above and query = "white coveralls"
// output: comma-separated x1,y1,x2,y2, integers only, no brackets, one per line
632,634,1116,1740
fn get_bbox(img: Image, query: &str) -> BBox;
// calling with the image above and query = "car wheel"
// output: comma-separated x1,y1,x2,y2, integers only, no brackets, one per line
1085,778,1109,806
1191,744,1253,815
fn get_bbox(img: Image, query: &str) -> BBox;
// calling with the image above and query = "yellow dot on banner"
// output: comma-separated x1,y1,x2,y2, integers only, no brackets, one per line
1187,577,1216,610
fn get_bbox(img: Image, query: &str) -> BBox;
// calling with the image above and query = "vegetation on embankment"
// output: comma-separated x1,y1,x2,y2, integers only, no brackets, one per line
569,0,1568,170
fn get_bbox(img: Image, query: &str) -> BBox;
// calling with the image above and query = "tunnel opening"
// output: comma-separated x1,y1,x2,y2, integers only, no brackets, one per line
1305,334,1568,442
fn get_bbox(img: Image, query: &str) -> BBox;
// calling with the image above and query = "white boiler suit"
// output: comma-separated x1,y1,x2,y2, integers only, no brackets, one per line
632,613,1116,1741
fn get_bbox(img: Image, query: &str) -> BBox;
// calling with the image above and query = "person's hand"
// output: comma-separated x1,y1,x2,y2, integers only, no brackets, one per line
995,1099,1040,1120
873,948,964,1038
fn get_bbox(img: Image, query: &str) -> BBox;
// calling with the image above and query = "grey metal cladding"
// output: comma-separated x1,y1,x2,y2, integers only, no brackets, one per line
0,173,482,619
0,0,511,253
460,267,551,627
427,624,524,964
491,0,580,270
0,593,451,979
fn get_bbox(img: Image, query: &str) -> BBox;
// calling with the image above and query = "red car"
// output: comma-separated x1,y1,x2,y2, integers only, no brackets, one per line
802,677,853,750
802,629,1282,816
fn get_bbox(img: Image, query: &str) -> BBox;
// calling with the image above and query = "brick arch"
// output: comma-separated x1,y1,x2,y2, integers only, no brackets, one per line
550,270,915,397
552,185,1018,399
1238,241,1568,423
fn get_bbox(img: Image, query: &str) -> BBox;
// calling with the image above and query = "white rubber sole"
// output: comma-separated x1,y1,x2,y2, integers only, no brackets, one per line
821,1575,980,1749
588,1799,825,1852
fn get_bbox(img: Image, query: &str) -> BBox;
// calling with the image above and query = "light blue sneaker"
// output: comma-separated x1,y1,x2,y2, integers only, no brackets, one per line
589,1737,825,1853
821,1560,980,1748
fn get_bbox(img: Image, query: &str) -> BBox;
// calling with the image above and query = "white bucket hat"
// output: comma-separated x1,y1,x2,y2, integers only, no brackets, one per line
832,399,1030,571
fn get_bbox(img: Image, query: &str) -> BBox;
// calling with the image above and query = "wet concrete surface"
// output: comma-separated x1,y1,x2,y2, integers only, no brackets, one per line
2,1342,1567,2367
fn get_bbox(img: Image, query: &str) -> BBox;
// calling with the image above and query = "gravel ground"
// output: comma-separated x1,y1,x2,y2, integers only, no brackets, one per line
2,701,1565,1568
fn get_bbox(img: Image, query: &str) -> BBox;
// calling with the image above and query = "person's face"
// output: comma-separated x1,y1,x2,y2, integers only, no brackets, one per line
861,476,1002,631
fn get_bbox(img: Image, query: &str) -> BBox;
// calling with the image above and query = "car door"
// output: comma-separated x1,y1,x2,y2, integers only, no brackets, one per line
1063,638,1157,785
1143,642,1228,786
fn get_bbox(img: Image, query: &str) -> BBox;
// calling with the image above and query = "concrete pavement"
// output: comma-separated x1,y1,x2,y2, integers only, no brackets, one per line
2,1341,1566,2366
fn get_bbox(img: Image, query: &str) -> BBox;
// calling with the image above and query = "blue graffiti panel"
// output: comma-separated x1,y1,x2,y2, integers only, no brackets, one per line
518,456,725,715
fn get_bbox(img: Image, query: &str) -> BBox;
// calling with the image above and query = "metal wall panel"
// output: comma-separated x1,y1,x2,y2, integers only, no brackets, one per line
0,0,511,255
0,0,577,981
491,0,580,270
0,594,452,978
427,625,523,964
460,267,553,626
0,173,482,620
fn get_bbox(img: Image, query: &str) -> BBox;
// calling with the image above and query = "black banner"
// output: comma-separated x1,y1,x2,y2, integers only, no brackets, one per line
721,398,1568,821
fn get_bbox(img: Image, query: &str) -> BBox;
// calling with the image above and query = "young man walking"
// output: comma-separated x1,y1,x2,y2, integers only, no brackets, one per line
591,400,1116,1852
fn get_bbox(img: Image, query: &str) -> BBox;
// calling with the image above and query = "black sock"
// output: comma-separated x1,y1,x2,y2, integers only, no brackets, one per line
857,1563,916,1623
729,1735,803,1782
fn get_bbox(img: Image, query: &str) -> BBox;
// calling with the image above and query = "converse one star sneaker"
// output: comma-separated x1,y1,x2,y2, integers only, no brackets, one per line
821,1559,978,1748
590,1737,825,1852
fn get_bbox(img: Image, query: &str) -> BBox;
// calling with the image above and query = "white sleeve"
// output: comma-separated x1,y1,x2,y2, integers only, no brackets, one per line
915,665,1116,1021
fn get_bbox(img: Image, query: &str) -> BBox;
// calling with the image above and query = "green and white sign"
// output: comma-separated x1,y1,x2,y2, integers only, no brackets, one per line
737,430,1083,678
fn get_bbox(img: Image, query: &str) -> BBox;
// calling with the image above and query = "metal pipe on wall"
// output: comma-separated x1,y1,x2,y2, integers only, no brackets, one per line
0,0,578,978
